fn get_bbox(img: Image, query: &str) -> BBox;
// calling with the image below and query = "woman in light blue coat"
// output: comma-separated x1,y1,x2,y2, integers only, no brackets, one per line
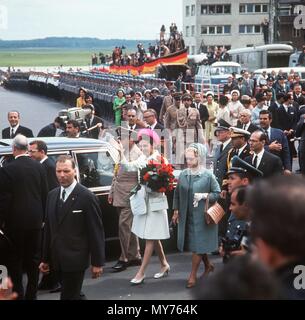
172,143,220,288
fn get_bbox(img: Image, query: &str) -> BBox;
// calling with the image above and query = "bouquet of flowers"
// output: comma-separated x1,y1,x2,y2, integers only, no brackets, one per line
139,158,176,193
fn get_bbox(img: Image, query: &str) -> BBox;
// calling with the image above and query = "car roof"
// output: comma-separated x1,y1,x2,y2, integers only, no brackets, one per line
0,137,112,154
211,61,241,68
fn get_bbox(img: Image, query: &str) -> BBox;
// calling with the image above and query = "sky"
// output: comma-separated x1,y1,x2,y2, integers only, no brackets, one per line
0,0,182,40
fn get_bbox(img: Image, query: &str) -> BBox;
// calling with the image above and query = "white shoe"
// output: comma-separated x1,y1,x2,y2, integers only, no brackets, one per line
154,266,170,279
130,275,145,285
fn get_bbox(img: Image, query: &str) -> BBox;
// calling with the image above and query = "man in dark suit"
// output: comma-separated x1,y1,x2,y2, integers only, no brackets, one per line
296,108,305,175
38,117,63,137
28,140,60,291
276,94,298,163
143,109,164,131
237,109,259,134
214,120,232,186
246,131,283,178
148,88,163,118
259,110,291,173
268,92,285,129
39,155,105,300
2,111,34,139
191,93,209,129
83,105,104,140
0,135,48,300
29,140,59,191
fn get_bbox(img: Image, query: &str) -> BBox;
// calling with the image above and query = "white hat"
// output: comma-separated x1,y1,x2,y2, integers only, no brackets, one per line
205,91,214,97
231,90,240,97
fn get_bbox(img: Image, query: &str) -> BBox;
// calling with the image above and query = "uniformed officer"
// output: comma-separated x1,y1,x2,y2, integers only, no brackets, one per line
209,156,262,255
220,156,263,263
225,127,251,174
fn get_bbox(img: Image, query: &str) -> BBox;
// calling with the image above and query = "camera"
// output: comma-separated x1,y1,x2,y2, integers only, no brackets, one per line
221,228,245,263
58,107,92,132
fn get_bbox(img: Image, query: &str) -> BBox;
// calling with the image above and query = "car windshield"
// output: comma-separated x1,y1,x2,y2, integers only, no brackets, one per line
210,66,240,75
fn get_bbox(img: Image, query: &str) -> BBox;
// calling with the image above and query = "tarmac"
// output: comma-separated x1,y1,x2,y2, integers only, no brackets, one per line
37,252,222,300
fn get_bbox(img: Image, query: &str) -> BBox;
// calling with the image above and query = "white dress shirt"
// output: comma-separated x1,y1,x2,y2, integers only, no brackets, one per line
10,124,20,136
253,149,265,168
238,143,248,157
60,179,77,202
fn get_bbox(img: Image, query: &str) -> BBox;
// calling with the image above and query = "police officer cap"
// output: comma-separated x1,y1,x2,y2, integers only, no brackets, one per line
278,75,286,81
214,119,231,136
228,156,263,178
267,76,274,82
173,92,182,100
182,93,193,101
230,127,251,139
237,77,244,82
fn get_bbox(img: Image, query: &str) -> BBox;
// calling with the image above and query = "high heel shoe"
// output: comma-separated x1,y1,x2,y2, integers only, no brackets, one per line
203,264,215,277
154,265,170,279
186,279,196,289
130,275,145,285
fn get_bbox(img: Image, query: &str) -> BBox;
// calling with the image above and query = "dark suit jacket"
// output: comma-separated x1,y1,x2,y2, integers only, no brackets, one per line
42,158,59,191
268,102,280,128
237,122,259,134
86,116,104,140
2,125,34,139
214,141,233,186
0,156,48,230
42,183,105,272
38,123,57,137
191,103,209,129
276,105,298,132
265,128,291,171
245,151,283,178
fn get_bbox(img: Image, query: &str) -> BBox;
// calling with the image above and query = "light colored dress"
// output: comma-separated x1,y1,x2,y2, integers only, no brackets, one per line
228,100,245,126
121,151,170,240
205,101,219,141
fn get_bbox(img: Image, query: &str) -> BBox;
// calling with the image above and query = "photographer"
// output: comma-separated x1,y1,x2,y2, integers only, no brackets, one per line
220,186,251,262
216,156,262,263
83,105,104,140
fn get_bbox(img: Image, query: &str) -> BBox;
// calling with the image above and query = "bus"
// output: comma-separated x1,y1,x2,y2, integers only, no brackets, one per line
228,44,294,72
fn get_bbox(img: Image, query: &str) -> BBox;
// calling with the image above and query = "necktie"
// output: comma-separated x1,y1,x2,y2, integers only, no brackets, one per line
186,108,189,118
253,155,258,168
62,189,66,202
10,128,14,139
243,124,246,130
220,144,224,153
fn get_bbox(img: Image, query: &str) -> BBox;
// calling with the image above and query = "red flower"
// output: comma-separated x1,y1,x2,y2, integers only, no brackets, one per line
158,187,167,193
143,173,150,181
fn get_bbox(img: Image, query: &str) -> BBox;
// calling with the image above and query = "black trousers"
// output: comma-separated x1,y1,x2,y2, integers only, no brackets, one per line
6,229,41,300
60,271,85,300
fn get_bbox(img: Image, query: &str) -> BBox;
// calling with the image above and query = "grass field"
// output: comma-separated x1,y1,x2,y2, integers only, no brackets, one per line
0,48,112,67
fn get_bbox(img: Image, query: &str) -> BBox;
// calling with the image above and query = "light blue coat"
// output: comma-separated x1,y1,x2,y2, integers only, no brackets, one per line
173,169,220,254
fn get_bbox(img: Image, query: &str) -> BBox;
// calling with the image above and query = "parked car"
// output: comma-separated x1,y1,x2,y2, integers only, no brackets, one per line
0,137,178,259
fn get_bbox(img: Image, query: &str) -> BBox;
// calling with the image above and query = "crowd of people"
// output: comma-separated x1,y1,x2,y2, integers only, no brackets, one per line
110,23,185,67
1,61,305,301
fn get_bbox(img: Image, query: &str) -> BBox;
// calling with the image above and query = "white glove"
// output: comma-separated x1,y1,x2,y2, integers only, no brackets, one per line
193,193,208,208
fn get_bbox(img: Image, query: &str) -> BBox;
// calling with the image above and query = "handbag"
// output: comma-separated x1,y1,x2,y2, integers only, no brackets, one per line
205,197,225,225
130,184,147,216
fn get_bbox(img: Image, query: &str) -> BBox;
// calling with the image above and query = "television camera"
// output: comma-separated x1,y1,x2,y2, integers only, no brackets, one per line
58,107,92,132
